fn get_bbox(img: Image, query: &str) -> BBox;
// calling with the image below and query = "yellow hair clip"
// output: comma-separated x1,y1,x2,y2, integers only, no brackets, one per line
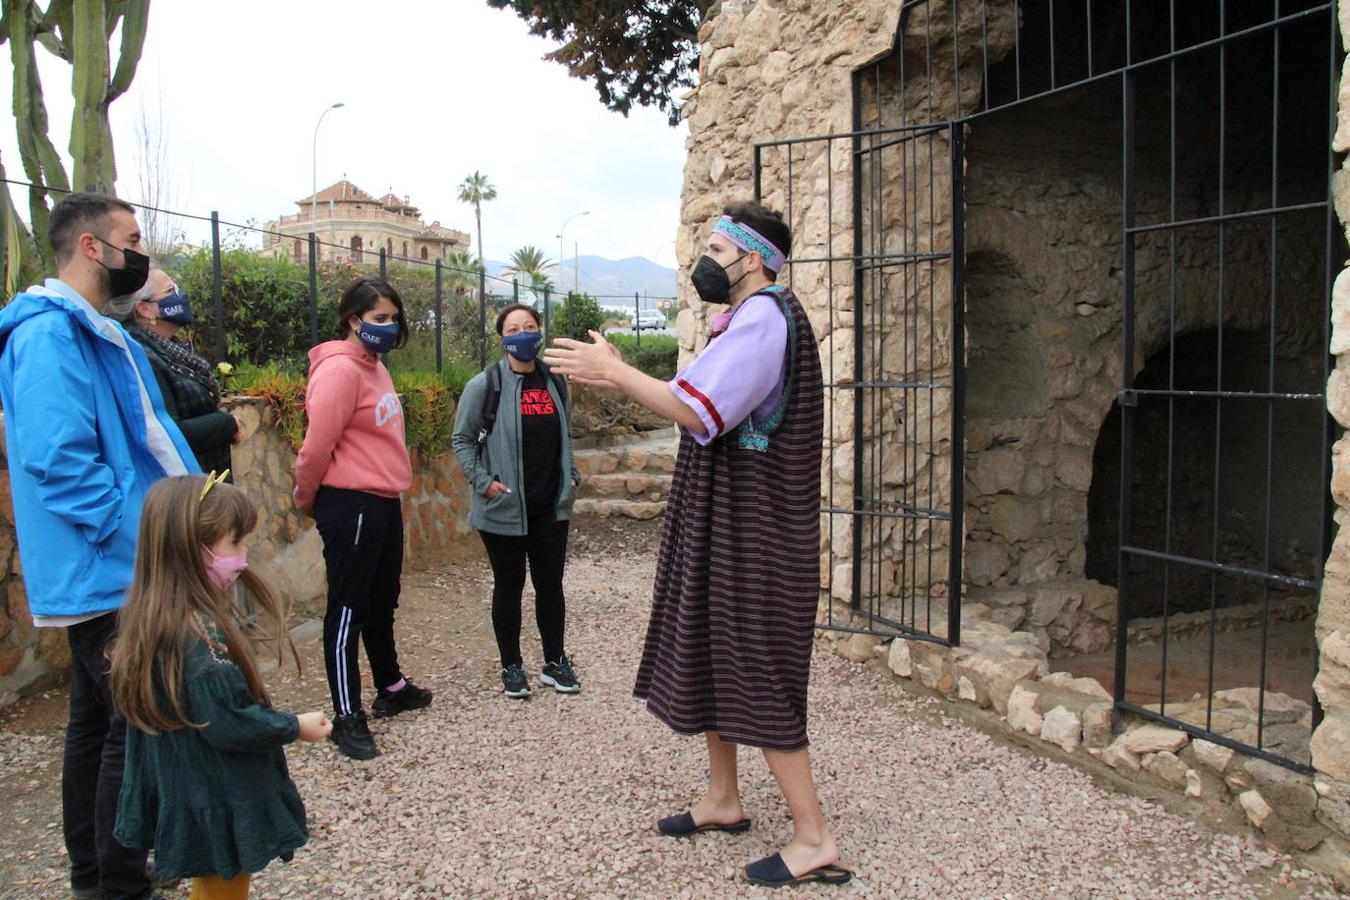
199,469,230,501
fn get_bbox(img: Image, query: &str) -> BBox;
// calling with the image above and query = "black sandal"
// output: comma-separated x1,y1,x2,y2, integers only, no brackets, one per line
656,811,752,837
744,853,853,888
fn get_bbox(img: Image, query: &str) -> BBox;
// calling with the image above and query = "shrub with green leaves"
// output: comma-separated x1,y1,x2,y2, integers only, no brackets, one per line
546,291,605,341
172,250,492,367
228,361,474,459
607,333,679,381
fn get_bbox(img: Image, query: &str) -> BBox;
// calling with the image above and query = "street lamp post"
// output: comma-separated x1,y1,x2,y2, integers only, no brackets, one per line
311,102,345,260
557,210,589,297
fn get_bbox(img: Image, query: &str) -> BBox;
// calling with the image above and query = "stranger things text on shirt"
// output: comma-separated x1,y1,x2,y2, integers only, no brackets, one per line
520,388,556,417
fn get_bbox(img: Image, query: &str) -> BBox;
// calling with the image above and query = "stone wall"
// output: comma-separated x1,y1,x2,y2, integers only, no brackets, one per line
681,0,1350,883
1311,0,1350,881
0,396,475,706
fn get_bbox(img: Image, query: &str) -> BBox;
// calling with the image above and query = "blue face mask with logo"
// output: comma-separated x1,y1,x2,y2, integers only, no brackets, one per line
501,330,543,362
157,291,194,325
355,319,400,354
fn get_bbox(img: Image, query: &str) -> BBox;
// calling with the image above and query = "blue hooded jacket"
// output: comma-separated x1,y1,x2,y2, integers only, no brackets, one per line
0,280,199,618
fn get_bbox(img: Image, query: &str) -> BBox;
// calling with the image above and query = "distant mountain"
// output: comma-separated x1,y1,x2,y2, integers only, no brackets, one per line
485,255,677,305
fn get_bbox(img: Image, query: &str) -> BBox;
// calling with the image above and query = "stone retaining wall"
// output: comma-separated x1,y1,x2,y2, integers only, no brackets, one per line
0,396,475,706
682,0,1350,885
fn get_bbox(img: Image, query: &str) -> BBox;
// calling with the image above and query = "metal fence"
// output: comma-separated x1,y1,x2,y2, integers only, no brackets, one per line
2,178,676,372
755,0,1341,773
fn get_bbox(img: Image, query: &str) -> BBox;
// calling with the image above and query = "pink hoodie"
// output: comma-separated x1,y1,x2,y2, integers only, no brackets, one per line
293,341,412,510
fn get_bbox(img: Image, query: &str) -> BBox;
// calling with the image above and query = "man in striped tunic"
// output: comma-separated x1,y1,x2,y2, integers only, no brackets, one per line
544,202,849,888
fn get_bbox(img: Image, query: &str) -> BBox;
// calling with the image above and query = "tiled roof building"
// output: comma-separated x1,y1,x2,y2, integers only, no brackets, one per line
263,179,470,264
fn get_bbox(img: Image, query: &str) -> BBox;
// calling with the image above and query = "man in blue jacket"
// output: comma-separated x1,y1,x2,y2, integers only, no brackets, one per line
0,193,198,899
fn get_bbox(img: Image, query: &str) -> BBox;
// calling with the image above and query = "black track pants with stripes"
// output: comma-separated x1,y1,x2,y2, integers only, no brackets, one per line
315,486,404,716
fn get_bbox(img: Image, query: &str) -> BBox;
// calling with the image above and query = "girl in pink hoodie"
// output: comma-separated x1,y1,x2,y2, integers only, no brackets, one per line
294,276,431,760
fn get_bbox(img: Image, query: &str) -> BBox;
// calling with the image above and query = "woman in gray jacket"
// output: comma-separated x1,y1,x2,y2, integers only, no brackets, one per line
452,304,581,699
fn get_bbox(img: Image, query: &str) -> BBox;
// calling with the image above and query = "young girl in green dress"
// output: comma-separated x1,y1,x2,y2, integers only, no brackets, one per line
109,472,332,899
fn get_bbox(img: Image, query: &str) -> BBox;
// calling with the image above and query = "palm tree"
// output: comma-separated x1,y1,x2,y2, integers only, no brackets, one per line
444,248,479,299
505,245,553,285
456,171,497,281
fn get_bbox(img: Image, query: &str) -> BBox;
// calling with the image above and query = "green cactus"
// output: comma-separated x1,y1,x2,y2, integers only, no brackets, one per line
1,0,149,274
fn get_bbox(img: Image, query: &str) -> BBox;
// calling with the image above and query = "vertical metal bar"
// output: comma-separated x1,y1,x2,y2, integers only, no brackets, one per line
1255,7,1282,749
827,135,837,632
210,212,225,362
1114,68,1136,712
1014,0,1023,99
434,258,443,374
1206,3,1228,731
875,64,885,628
851,74,866,619
513,278,519,304
753,144,763,202
949,121,965,647
307,231,319,349
1159,27,1178,718
379,247,388,281
479,269,488,369
1049,0,1057,88
787,145,795,292
635,292,641,350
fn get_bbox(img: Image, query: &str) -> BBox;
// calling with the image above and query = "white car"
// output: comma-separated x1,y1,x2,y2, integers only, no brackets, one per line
636,310,667,331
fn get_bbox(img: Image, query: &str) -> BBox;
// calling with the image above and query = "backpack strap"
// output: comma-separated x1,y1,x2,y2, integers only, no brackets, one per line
475,362,502,456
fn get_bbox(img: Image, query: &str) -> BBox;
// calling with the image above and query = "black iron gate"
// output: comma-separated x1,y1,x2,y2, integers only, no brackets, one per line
750,0,1339,772
753,118,966,647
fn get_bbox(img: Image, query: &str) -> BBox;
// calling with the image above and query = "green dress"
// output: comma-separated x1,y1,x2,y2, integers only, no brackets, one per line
114,632,308,880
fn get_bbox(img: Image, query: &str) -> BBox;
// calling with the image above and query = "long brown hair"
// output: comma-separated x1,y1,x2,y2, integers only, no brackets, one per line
109,475,294,734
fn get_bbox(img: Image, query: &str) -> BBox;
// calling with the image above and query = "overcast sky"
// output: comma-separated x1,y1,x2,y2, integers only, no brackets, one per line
1,1,689,266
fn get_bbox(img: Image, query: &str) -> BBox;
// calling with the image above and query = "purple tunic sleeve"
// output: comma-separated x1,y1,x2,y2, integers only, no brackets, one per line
669,294,788,445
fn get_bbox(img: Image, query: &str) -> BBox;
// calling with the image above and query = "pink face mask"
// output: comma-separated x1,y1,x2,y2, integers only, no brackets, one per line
203,546,249,591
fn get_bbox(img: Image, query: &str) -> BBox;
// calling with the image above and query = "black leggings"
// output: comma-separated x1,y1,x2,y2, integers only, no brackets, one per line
479,516,570,668
314,487,404,716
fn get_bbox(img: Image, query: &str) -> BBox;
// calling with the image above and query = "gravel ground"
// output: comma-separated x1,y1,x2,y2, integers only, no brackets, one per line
0,518,1342,898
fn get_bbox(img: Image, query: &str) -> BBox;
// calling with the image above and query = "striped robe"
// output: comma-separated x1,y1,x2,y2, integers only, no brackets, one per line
633,287,824,751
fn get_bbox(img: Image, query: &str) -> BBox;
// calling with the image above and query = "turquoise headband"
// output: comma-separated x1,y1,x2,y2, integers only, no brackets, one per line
714,216,787,274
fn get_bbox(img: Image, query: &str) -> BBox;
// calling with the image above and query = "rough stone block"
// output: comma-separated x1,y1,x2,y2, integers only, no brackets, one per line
955,651,1043,714
839,633,880,663
887,639,913,678
989,497,1040,543
1315,774,1350,839
1102,735,1142,774
1191,739,1235,774
1039,671,1112,701
1214,687,1310,726
1007,684,1043,736
910,641,950,693
1312,712,1350,782
1040,706,1082,754
1142,750,1189,788
1185,769,1203,798
1122,724,1190,755
1243,758,1318,824
1082,702,1113,749
1240,790,1274,829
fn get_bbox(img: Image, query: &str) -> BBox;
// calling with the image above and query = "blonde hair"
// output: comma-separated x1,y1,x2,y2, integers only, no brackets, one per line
109,475,294,734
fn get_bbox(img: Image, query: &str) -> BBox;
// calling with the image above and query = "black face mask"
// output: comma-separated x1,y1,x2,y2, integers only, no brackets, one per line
691,252,748,305
95,237,151,298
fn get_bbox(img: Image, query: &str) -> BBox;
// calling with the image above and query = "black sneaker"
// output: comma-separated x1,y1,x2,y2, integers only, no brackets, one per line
501,663,531,699
540,655,581,693
329,711,378,760
372,679,433,718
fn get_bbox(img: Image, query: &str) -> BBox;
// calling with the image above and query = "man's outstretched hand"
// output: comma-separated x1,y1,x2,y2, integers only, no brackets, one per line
542,330,623,388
